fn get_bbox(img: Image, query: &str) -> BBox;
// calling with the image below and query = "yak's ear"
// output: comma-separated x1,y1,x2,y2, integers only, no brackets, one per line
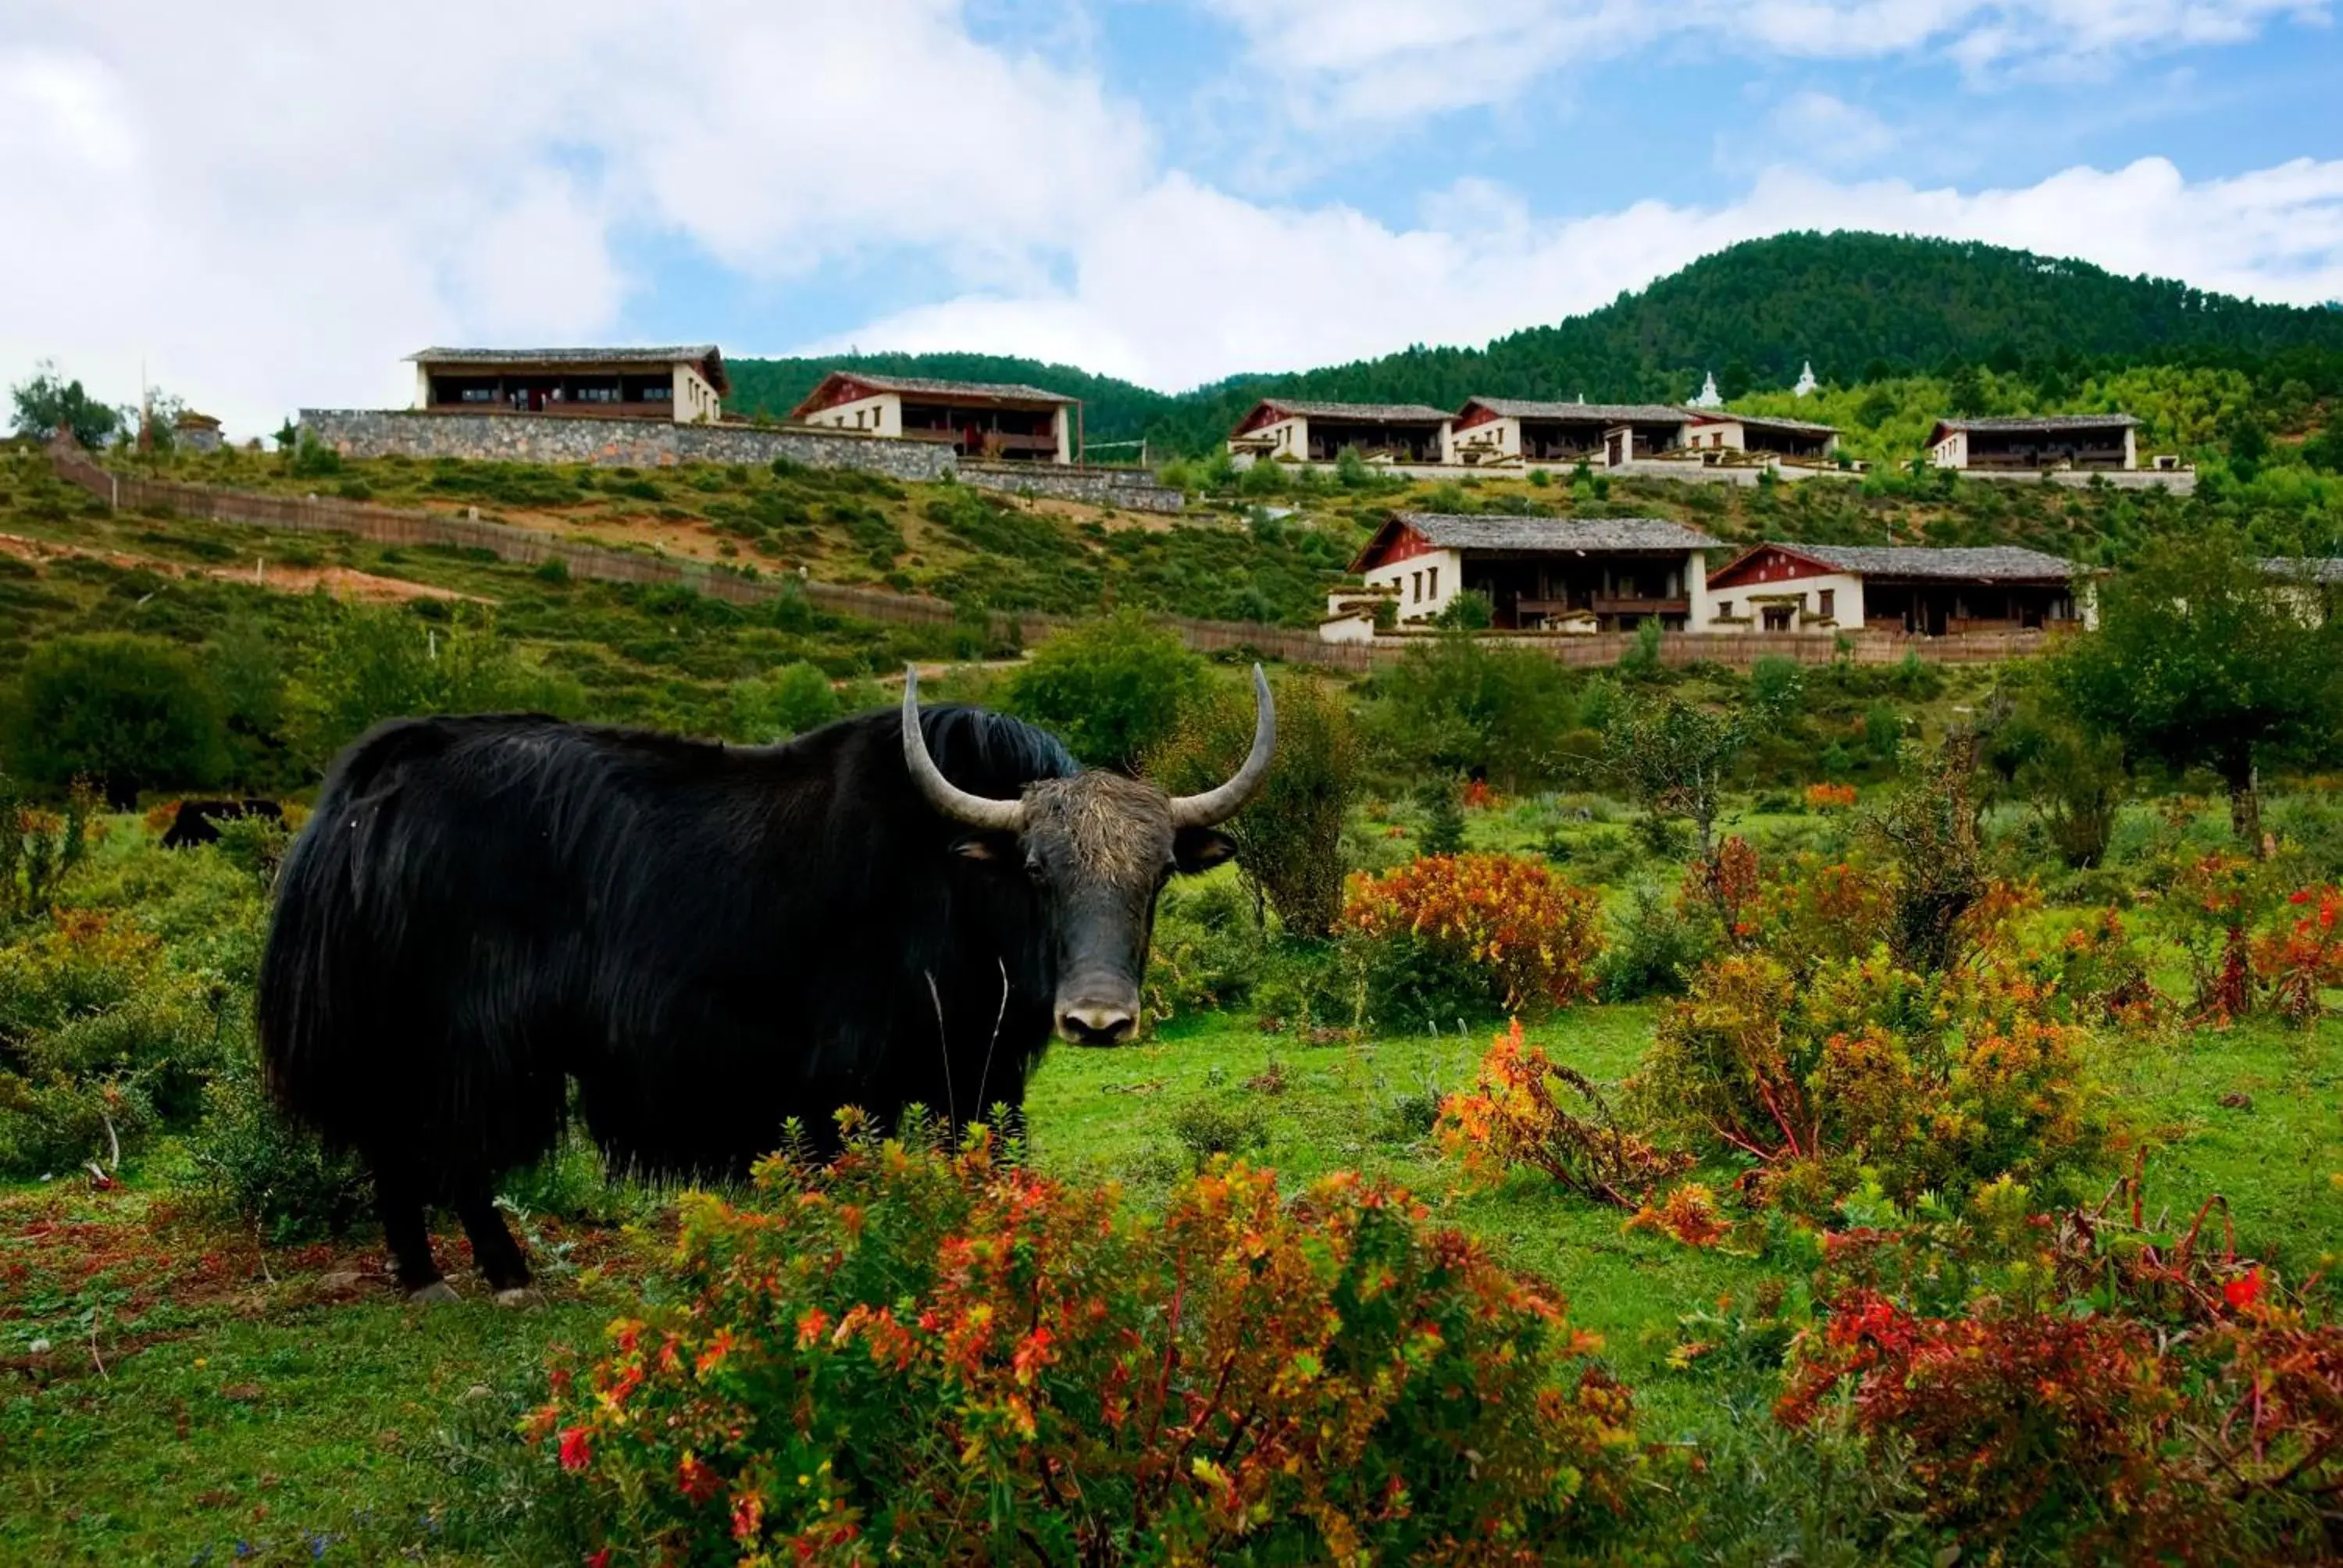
950,832,1017,863
1172,826,1238,875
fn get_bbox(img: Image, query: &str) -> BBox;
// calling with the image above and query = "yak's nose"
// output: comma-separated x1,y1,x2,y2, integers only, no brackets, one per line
1057,1001,1136,1046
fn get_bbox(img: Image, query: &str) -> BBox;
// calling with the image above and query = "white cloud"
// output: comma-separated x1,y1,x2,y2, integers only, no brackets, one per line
811,155,2343,391
1746,91,1904,173
1205,0,2328,128
0,1,1149,439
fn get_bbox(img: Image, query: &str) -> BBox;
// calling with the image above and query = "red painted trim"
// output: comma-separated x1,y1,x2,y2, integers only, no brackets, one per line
1232,400,1292,437
1350,520,1438,573
1706,543,1842,590
1454,401,1500,431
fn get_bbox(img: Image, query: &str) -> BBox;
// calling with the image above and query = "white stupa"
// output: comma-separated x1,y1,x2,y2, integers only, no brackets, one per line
1690,371,1724,408
1794,360,1819,398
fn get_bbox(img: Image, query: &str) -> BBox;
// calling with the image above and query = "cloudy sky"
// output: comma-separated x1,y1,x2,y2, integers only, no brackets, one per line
4,0,2340,438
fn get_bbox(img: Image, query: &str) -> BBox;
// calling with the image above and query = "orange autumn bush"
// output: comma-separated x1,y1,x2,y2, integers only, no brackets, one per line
1438,1019,1691,1208
1340,853,1603,1017
1802,782,1857,811
533,1114,1642,1566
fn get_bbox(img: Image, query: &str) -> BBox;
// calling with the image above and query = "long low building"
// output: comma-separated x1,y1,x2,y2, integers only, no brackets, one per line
1348,512,1722,632
1229,399,1456,465
409,345,729,424
1450,398,1690,468
1705,542,2090,636
790,372,1077,462
1928,414,2138,472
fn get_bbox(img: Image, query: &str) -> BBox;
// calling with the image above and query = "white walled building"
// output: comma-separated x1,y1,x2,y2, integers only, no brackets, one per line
791,372,1077,462
1450,398,1690,469
1678,411,1840,465
1346,513,1721,631
1704,543,2091,636
1927,414,2139,472
1227,399,1455,467
409,346,729,424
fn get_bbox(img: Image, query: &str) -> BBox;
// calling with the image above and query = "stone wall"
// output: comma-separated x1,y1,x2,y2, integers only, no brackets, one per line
958,460,1185,514
298,409,956,482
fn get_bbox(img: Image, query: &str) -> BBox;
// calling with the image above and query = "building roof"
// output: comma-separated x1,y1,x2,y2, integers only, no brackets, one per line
800,371,1077,407
173,410,222,429
1719,542,2081,584
2263,557,2343,585
1685,409,1839,437
1460,397,1689,424
408,344,729,393
1255,398,1456,423
1353,512,1720,572
1931,414,2141,436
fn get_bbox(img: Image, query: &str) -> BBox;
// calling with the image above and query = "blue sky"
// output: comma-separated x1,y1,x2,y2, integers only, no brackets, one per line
5,1,2341,436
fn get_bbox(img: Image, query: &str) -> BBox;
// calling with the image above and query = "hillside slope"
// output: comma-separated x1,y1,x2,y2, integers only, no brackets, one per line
729,232,2343,454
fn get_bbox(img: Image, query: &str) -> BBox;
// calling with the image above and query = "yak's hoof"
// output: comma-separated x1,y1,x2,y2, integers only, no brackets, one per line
407,1280,462,1305
493,1287,544,1310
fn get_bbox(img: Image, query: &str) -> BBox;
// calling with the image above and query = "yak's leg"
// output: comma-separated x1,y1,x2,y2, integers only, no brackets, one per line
453,1185,533,1299
374,1160,455,1303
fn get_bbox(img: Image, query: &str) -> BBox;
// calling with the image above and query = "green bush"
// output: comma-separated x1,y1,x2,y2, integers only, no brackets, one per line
287,604,581,764
179,1045,371,1243
1003,611,1206,772
729,661,840,743
1599,883,1719,1001
3,634,228,806
1149,672,1359,937
1360,633,1580,789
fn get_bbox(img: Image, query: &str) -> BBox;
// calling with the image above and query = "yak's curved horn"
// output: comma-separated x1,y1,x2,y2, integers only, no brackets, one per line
902,668,1025,832
1168,665,1276,829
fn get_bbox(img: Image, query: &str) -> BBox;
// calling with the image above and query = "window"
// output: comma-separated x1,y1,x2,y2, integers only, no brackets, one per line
1818,589,1835,619
1762,605,1792,632
1716,599,1732,619
1427,566,1439,599
1411,571,1423,604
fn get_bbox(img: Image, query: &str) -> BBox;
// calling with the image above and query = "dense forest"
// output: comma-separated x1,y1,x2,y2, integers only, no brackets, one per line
728,232,2343,455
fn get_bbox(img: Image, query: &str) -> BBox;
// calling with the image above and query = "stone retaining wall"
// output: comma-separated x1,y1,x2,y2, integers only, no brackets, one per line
958,461,1185,514
298,409,956,481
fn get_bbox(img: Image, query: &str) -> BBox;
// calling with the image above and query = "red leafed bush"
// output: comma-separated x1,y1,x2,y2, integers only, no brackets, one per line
1341,853,1604,1015
1623,1183,1728,1249
1803,782,1857,812
1438,1019,1691,1208
531,1116,1641,1566
1459,778,1502,811
2254,886,2343,1026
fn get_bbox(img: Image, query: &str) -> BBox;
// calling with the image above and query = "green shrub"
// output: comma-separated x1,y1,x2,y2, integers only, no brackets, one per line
729,662,840,743
1749,655,1804,715
287,604,580,764
1149,672,1359,937
1003,611,1207,772
1599,883,1718,1001
1166,1094,1270,1169
531,1124,1639,1563
1360,633,1580,789
3,634,228,806
179,1045,371,1243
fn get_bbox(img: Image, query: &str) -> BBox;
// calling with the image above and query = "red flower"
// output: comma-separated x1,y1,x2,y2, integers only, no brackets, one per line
558,1427,593,1472
585,1552,611,1568
2224,1268,2265,1310
677,1450,722,1502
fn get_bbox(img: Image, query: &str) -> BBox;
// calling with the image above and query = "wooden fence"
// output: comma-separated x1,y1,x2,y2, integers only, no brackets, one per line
41,443,2046,674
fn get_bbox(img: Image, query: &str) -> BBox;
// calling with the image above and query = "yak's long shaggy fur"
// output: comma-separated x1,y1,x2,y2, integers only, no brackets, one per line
259,705,1075,1196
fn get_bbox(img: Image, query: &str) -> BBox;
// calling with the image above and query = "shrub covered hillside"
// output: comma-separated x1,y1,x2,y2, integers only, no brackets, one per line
5,513,2343,1563
725,232,2343,458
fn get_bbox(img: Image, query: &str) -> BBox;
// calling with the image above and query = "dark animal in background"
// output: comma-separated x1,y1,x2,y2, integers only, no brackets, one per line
162,798,284,849
257,669,1273,1302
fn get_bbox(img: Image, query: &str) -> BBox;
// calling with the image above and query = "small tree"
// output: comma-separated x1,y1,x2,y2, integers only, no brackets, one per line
2054,531,2342,851
287,604,577,767
1002,611,1207,773
1603,695,1753,866
2,635,227,806
1359,631,1579,790
9,361,120,447
1870,732,1988,973
1151,672,1360,937
731,662,840,743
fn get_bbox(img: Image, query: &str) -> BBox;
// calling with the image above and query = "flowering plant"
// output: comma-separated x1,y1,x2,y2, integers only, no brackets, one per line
1438,1020,1691,1207
533,1114,1640,1566
1340,853,1603,1016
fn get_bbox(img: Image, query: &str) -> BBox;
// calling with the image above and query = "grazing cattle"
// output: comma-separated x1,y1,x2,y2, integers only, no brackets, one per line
258,669,1273,1302
161,798,284,849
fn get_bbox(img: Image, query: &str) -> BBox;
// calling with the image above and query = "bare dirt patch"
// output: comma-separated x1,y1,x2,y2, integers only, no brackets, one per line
0,533,477,604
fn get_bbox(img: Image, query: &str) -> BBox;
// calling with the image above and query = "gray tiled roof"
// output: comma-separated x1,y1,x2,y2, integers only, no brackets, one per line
1398,513,1721,553
409,345,719,365
1688,410,1839,437
2263,557,2343,585
1934,414,2141,433
818,372,1077,404
1262,399,1455,423
1462,398,1689,424
1775,543,2081,581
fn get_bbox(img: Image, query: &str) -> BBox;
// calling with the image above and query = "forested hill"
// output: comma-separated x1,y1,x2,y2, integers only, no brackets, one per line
729,232,2343,454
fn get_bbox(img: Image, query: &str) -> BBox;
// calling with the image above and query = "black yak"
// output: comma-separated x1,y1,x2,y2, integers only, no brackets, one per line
258,668,1272,1302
